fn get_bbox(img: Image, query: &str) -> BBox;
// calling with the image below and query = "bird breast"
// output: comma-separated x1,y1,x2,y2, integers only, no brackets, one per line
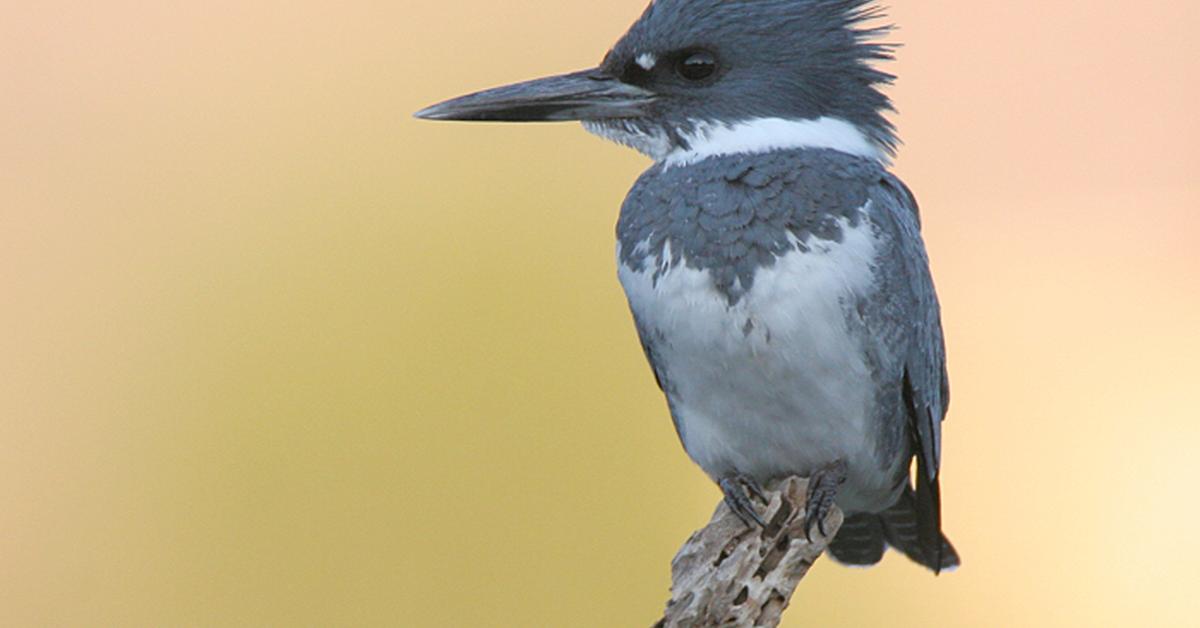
618,213,897,510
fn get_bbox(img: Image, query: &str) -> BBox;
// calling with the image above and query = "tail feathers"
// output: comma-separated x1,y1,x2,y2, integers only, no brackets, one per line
827,513,885,566
879,486,960,572
827,487,960,573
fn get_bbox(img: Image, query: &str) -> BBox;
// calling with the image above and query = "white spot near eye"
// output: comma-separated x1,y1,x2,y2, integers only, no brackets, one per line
635,53,657,70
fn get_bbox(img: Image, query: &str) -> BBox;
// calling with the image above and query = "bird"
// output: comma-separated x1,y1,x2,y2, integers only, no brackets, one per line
415,0,958,573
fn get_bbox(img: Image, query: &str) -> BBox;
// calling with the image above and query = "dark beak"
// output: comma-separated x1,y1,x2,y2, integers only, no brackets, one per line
413,68,655,122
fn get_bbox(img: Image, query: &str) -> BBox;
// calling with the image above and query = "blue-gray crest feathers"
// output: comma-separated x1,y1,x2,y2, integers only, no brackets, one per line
603,0,899,153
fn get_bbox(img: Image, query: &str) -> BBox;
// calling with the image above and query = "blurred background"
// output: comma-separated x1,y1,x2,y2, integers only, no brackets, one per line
2,1,1198,625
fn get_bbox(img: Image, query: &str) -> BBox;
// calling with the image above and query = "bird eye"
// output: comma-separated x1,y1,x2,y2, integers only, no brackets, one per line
676,51,717,82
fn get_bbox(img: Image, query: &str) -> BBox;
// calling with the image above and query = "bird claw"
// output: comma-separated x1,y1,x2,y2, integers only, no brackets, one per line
804,461,847,542
719,475,767,529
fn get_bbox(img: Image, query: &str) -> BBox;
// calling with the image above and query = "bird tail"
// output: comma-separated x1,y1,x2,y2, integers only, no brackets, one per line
827,485,960,573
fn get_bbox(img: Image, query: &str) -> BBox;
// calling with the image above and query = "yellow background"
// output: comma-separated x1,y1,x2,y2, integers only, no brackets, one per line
3,1,1198,625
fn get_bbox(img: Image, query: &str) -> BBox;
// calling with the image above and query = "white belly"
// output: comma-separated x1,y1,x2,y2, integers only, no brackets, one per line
619,217,895,510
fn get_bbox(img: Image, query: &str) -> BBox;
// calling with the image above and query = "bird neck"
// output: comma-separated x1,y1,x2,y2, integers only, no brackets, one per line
662,117,886,169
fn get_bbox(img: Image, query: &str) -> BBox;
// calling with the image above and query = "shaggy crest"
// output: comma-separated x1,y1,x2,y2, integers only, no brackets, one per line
597,0,899,155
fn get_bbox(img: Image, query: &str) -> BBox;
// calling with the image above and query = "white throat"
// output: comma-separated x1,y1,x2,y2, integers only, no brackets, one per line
663,117,884,168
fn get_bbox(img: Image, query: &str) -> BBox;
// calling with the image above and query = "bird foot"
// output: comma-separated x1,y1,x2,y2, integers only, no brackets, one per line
719,474,768,528
804,460,847,542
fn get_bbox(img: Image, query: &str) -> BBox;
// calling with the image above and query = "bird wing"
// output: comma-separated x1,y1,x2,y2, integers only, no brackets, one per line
869,172,950,569
630,311,689,443
631,312,669,394
876,172,949,481
873,171,945,492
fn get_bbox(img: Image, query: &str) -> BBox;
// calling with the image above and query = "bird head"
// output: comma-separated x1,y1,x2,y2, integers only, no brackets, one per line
415,0,896,164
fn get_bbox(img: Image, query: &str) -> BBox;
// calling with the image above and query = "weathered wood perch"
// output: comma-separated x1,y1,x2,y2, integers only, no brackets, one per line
654,476,843,628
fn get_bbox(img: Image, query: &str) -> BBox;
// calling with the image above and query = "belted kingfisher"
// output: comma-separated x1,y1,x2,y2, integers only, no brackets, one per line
416,0,958,573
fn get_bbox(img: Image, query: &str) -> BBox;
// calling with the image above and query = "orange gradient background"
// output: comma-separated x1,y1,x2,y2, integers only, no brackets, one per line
2,1,1198,626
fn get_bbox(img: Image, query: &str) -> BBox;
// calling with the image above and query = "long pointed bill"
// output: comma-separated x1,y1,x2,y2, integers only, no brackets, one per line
413,69,655,122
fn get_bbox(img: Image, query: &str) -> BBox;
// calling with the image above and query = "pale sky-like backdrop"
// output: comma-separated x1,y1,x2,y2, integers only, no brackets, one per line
2,1,1198,625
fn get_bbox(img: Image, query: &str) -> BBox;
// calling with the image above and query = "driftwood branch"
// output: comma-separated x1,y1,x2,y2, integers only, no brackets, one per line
654,476,843,628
